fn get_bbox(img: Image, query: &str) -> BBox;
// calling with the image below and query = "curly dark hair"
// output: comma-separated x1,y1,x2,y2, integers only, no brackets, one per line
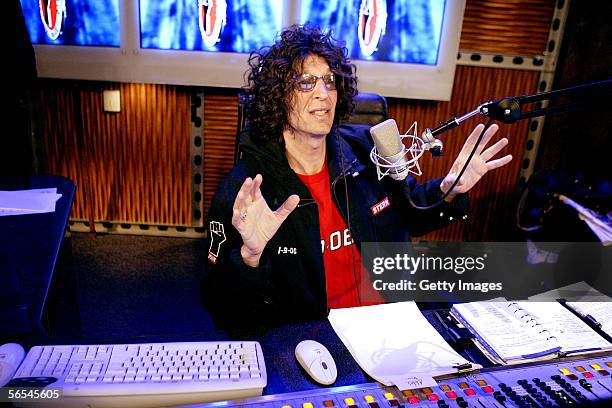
243,24,358,145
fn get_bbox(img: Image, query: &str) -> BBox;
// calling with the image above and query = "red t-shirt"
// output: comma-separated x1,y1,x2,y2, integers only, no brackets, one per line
297,165,383,309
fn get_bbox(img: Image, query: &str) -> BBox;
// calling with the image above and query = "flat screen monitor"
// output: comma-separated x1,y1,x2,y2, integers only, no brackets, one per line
303,0,444,65
301,0,457,98
24,0,465,100
21,0,120,46
140,0,282,53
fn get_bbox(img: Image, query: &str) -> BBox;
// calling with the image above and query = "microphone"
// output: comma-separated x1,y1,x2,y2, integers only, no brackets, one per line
369,119,424,181
370,119,409,180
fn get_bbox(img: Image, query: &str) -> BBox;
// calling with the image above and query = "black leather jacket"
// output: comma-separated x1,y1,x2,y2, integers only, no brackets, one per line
201,124,468,328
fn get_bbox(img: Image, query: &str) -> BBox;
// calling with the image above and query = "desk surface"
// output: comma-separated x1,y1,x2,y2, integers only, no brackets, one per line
234,320,372,395
0,175,75,338
25,312,479,397
238,312,487,395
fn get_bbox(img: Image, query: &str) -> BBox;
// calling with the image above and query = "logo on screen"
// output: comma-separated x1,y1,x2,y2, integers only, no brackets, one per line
39,0,66,40
198,0,227,48
358,0,387,57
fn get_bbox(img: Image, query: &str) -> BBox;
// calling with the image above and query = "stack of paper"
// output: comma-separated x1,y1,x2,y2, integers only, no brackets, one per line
0,188,62,216
528,281,609,302
451,302,562,364
514,302,611,354
528,282,612,340
328,301,480,389
566,302,612,338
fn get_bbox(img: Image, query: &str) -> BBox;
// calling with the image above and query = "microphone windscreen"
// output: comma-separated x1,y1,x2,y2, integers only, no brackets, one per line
370,119,402,157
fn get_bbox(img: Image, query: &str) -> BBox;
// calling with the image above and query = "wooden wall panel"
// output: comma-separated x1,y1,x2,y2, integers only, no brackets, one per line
388,66,540,240
115,83,191,225
40,84,87,219
40,81,192,226
202,92,239,219
460,0,556,55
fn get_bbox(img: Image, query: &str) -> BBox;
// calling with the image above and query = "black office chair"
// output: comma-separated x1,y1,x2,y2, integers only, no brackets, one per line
234,92,388,162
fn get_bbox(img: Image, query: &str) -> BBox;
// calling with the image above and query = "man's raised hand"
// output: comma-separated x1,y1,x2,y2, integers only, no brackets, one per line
440,123,512,197
232,174,300,267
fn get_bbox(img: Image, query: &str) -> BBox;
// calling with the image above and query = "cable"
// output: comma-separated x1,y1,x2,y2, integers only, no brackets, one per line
515,185,545,232
335,129,363,307
405,117,496,210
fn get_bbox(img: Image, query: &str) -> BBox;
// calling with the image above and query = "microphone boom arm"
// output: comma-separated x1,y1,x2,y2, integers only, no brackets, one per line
422,78,612,156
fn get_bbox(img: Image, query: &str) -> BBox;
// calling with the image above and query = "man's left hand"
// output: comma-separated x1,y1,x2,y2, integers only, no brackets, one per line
440,123,512,198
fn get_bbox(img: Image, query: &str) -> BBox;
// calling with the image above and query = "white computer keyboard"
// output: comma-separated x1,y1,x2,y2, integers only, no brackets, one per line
10,341,266,408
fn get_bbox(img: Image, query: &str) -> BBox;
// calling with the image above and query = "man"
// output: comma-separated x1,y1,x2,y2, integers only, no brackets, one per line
202,24,511,327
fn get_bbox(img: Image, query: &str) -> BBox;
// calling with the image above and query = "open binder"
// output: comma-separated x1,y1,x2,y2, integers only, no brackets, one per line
450,301,612,365
528,281,612,342
565,302,612,342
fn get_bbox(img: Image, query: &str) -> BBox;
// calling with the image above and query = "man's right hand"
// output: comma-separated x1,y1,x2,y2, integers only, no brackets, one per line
232,174,300,267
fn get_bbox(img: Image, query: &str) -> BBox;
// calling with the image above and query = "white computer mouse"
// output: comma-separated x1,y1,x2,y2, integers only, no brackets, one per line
295,340,337,385
0,343,25,386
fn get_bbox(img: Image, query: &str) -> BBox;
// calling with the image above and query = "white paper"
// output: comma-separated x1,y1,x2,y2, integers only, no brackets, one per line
328,302,479,388
0,188,62,216
566,302,612,338
388,374,438,389
452,302,560,361
528,281,609,302
518,302,611,353
453,299,612,363
538,283,612,338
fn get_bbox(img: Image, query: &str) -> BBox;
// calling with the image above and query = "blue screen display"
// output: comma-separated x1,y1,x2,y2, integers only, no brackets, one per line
300,0,445,64
20,0,120,46
140,0,282,53
20,0,445,65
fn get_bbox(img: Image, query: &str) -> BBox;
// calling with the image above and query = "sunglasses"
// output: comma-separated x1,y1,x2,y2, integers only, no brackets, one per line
294,73,337,92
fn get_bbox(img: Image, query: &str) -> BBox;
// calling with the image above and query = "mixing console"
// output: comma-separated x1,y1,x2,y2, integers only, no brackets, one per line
189,353,612,408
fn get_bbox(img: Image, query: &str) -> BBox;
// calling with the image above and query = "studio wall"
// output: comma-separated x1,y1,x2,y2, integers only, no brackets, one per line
36,0,562,240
